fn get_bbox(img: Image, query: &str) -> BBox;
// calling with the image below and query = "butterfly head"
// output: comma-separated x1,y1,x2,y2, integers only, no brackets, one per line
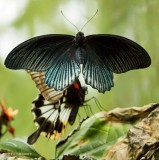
76,31,84,37
75,32,86,46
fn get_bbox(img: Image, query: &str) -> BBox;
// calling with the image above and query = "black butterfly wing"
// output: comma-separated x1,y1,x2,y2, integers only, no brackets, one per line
82,44,114,93
86,34,151,74
44,45,80,90
5,34,74,71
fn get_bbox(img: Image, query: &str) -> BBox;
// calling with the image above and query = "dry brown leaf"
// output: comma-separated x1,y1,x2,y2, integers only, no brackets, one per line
104,103,159,122
103,103,159,160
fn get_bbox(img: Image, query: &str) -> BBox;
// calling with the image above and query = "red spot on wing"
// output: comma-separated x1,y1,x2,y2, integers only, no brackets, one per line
73,82,80,90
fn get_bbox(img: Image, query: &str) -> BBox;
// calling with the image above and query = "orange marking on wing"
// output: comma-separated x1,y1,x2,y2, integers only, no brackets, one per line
74,82,80,90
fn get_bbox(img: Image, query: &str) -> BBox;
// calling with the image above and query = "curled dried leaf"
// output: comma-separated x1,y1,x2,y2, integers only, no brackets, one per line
103,103,159,160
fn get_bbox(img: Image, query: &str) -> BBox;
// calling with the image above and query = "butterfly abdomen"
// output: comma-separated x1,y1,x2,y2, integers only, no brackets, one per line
68,106,80,125
74,47,86,64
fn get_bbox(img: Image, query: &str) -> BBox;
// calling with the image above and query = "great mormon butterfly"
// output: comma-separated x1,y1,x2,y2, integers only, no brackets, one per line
5,18,151,92
27,79,87,145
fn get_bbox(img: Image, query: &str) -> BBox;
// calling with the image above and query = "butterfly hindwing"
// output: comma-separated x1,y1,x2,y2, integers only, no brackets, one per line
83,44,114,93
86,34,151,73
5,35,74,71
27,80,87,144
44,45,81,90
27,94,71,144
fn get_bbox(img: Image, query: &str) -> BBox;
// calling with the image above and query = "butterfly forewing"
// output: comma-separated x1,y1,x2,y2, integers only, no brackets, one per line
86,34,151,73
5,35,74,71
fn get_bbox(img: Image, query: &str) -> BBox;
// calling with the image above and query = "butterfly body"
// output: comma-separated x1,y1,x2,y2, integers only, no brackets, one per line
5,32,151,92
62,81,87,125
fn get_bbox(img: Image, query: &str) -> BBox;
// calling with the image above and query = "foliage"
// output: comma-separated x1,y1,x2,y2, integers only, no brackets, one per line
0,138,44,159
1,103,159,159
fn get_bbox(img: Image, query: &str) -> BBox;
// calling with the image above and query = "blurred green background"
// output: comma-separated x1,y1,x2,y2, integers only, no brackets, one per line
0,0,158,159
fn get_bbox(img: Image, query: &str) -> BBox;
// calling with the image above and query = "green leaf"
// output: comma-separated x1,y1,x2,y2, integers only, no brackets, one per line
56,112,132,160
56,103,158,160
0,138,44,159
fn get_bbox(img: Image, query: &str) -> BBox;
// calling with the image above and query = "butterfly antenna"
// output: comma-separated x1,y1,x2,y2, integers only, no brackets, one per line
61,10,79,32
80,9,98,31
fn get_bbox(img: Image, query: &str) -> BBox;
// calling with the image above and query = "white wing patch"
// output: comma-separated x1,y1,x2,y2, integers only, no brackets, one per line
28,94,73,144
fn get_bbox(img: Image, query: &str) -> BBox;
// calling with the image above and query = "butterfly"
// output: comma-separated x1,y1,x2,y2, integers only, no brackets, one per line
27,77,87,145
5,32,151,93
